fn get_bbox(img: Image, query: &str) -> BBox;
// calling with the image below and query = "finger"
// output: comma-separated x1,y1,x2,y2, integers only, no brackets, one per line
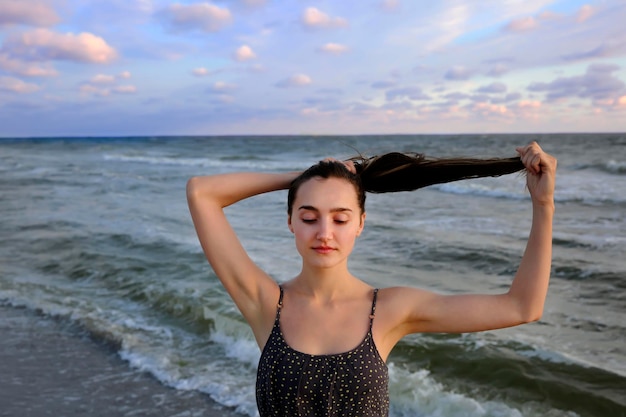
343,160,357,174
517,143,543,174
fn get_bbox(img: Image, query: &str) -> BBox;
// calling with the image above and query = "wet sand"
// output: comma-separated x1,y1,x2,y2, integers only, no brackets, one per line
0,305,242,417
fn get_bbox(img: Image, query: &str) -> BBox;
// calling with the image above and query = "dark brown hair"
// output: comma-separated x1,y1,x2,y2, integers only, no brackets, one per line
287,152,524,215
351,152,524,193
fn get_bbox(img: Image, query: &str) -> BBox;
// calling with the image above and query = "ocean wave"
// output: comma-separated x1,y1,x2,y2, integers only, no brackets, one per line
575,160,626,175
433,166,626,205
388,364,531,417
102,153,300,171
553,264,626,288
434,181,527,201
605,160,626,175
390,334,626,416
437,181,626,205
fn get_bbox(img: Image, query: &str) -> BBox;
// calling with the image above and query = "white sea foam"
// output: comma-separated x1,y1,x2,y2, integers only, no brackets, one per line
388,363,524,417
604,159,626,174
102,153,299,171
387,363,581,417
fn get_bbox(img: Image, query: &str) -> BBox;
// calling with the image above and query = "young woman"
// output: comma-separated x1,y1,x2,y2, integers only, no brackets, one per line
186,141,556,416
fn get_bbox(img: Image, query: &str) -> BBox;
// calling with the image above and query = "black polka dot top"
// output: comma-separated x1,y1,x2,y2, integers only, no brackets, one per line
256,286,390,416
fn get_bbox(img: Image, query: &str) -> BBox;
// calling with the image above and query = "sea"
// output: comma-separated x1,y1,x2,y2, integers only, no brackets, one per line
0,134,624,417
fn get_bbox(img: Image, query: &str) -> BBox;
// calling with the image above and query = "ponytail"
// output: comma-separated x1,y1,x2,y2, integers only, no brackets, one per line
350,152,524,194
288,151,525,214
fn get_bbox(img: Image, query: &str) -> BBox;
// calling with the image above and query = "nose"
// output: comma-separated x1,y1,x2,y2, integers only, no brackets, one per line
316,219,333,241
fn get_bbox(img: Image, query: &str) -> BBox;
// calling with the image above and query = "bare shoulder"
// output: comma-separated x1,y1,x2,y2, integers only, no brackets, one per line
375,286,438,331
371,286,437,360
377,286,436,316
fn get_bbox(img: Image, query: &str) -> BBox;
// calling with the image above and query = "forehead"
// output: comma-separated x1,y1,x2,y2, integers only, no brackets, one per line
295,177,360,209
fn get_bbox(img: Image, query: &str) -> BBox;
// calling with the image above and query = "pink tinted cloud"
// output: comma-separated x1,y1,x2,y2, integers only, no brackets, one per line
160,3,232,33
380,0,400,12
5,29,117,64
0,0,59,26
504,16,538,32
318,43,349,55
577,5,594,23
0,53,57,76
91,74,116,84
301,8,348,30
233,45,256,62
276,74,312,88
192,67,211,77
0,76,40,93
113,85,137,94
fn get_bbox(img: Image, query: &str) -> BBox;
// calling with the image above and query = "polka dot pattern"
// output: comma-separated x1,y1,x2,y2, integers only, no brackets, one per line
256,287,390,416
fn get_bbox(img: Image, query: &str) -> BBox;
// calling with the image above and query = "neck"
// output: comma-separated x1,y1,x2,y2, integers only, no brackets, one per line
292,263,357,301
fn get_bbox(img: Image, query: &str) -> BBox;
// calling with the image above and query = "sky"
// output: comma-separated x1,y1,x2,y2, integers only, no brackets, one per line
0,0,625,137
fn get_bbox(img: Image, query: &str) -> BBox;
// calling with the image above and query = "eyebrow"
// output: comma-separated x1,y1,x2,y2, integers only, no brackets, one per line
297,205,353,213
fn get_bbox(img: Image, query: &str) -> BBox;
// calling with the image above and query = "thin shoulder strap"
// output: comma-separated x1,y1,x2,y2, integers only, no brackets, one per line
369,288,379,329
274,285,285,324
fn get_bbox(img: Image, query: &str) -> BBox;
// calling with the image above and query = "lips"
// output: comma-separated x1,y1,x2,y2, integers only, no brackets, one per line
313,246,335,254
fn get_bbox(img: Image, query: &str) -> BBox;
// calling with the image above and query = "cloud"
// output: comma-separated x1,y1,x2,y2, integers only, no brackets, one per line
517,100,542,109
80,70,136,97
3,29,117,64
113,85,137,94
159,3,233,33
576,5,594,23
476,82,507,94
471,102,509,117
192,67,211,77
91,74,116,84
80,83,137,96
233,45,256,61
276,74,312,88
386,87,431,101
236,0,267,6
0,76,40,93
301,7,348,30
0,0,60,26
504,16,538,32
80,84,110,96
561,44,622,62
210,81,237,92
318,43,349,55
444,92,470,102
89,72,132,84
492,92,522,104
444,65,473,80
380,0,400,12
0,53,57,77
527,64,626,102
487,63,510,77
371,81,396,89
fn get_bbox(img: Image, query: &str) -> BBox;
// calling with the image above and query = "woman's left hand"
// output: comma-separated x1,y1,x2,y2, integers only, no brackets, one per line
516,141,557,207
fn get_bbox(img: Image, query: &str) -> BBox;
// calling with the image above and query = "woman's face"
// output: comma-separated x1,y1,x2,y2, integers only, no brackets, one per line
288,176,366,270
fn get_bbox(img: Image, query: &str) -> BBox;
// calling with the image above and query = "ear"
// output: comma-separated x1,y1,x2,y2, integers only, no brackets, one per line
287,215,294,233
356,212,366,236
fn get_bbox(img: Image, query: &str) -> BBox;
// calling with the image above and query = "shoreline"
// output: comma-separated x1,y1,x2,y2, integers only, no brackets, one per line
0,304,242,417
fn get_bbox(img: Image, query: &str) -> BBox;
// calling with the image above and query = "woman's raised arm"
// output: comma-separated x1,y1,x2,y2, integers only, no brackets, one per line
378,142,557,348
186,171,299,345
